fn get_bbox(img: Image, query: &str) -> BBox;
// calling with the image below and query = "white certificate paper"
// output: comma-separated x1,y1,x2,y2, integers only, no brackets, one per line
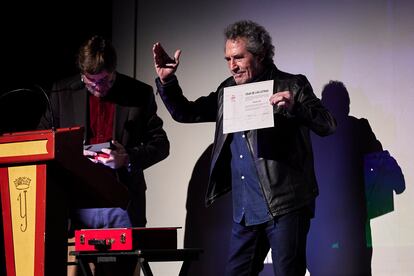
223,80,274,134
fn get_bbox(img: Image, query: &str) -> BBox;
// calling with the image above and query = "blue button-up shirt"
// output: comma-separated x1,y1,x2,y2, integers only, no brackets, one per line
230,132,272,226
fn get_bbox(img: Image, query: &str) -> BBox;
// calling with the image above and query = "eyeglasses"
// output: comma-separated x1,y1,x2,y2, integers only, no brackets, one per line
81,72,115,89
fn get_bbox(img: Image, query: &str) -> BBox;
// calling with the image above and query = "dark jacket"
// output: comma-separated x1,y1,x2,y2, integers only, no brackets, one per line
39,73,170,226
156,65,336,217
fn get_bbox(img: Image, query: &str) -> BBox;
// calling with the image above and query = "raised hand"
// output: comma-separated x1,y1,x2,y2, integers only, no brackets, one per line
153,42,181,84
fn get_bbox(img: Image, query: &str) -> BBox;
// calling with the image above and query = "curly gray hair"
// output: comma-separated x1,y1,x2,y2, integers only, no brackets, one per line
224,20,275,65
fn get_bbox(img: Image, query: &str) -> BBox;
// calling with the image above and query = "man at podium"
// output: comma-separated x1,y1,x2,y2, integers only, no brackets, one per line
38,35,170,275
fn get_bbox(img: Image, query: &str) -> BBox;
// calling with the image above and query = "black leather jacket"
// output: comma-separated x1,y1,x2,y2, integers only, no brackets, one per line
156,64,336,217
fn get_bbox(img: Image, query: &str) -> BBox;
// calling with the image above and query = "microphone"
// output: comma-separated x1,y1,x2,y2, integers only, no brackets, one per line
0,85,56,132
40,79,85,130
42,79,84,130
0,78,85,134
39,79,85,130
34,85,56,132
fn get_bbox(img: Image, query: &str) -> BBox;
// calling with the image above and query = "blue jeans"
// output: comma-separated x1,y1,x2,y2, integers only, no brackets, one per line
70,208,132,232
225,208,311,276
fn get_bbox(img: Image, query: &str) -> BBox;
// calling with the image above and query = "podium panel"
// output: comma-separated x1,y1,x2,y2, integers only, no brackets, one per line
0,164,46,276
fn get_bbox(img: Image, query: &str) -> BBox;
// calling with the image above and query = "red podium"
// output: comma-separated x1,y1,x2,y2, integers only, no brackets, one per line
0,127,129,276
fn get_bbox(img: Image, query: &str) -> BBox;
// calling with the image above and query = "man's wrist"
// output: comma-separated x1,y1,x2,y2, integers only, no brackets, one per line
159,75,177,85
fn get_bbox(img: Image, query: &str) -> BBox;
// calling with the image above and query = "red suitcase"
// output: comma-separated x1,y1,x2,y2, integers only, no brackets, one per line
74,227,180,252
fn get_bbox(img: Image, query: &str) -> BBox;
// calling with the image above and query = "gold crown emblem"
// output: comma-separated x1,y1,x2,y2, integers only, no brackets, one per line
14,177,31,190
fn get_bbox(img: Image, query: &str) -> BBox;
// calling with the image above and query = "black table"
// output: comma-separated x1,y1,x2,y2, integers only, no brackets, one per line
70,248,203,276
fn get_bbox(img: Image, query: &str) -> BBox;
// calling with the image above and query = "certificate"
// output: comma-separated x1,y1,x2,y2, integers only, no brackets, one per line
223,80,274,134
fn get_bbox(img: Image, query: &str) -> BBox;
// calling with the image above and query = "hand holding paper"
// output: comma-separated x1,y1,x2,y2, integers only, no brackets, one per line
269,91,294,112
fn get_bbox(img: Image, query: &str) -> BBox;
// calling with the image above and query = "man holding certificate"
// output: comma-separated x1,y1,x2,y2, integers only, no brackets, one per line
153,20,336,276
